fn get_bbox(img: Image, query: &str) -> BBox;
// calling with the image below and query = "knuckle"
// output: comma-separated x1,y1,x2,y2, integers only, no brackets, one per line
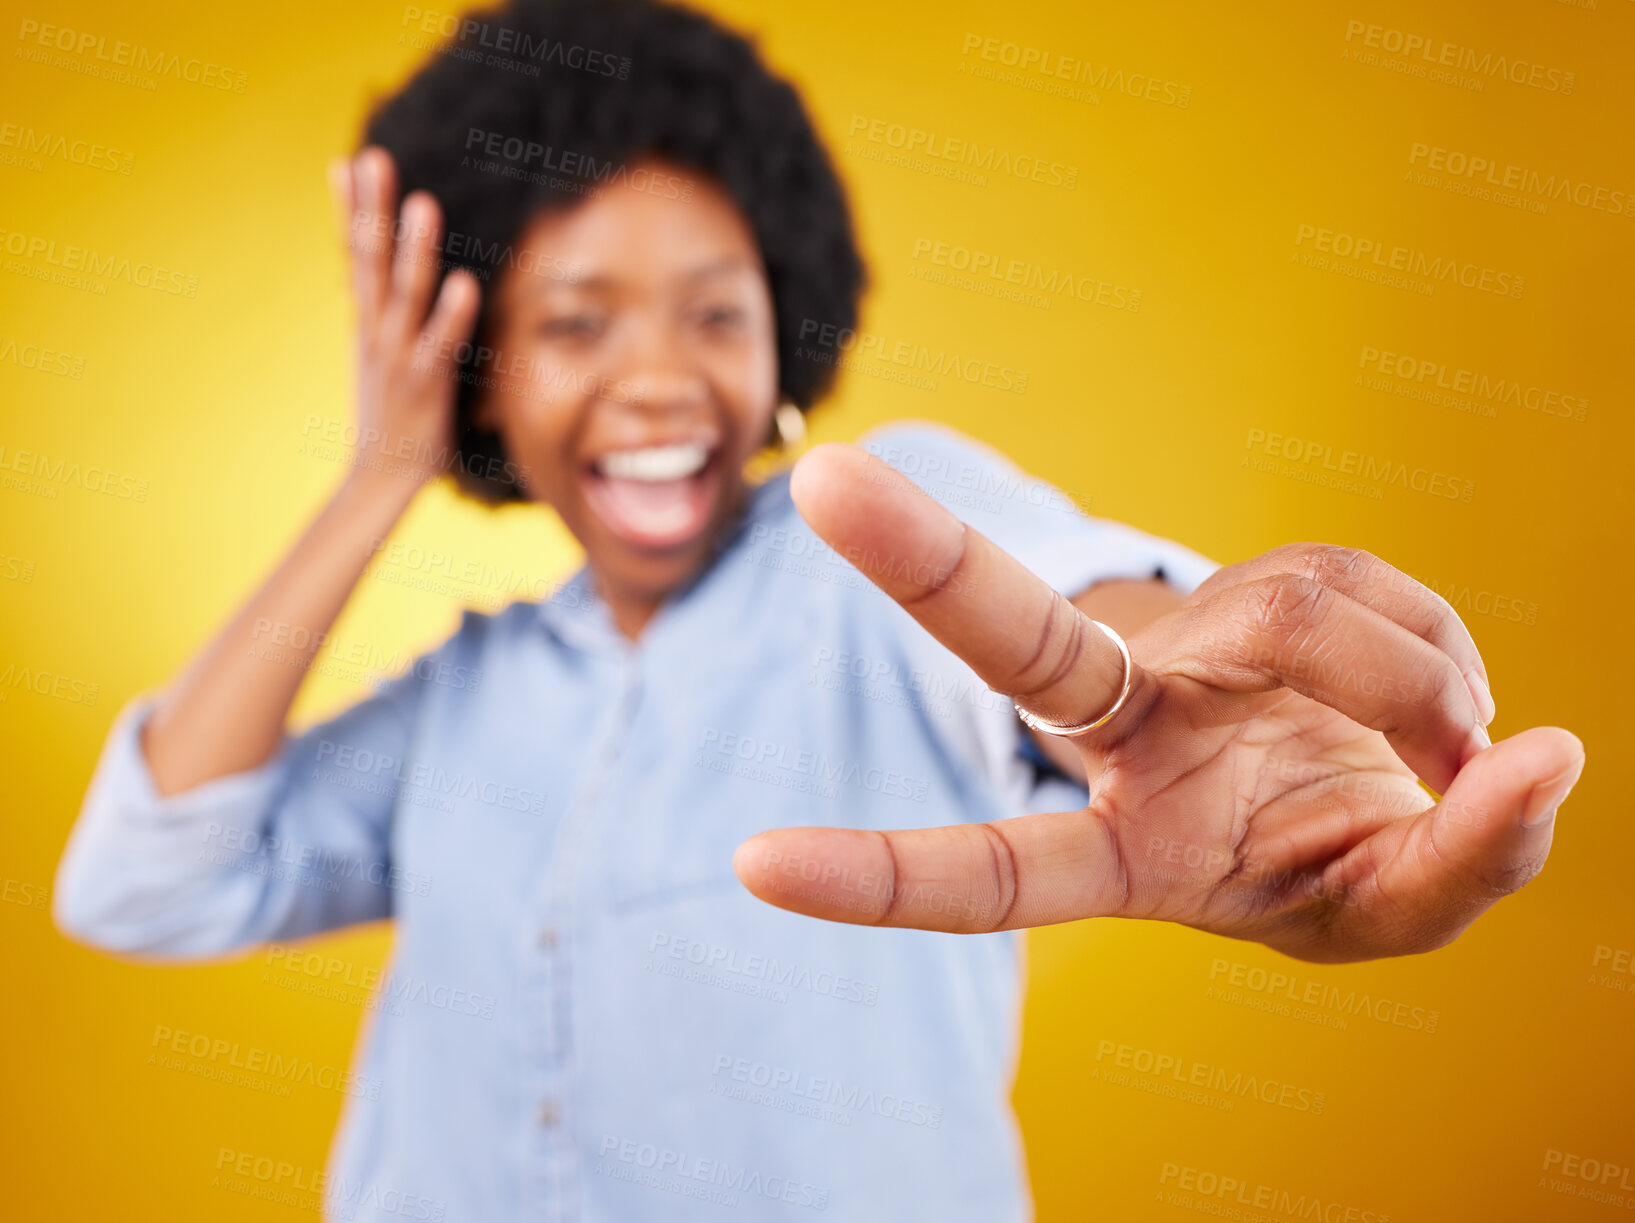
1483,847,1549,898
1418,589,1475,660
1307,545,1377,588
1245,573,1328,643
1426,817,1544,905
1007,592,1081,698
1422,585,1460,631
1380,559,1433,603
1416,652,1464,717
973,822,1019,931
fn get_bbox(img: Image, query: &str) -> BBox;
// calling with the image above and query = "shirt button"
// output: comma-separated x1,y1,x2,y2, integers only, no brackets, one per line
537,926,559,951
537,1100,561,1126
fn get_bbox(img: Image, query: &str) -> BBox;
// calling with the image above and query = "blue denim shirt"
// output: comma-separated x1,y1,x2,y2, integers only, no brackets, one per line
56,422,1219,1221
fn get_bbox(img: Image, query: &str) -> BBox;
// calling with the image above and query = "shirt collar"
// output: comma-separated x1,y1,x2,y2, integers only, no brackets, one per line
534,564,617,654
534,470,794,653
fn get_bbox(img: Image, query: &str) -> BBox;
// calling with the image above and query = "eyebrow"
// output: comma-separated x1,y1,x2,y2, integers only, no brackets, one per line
522,255,756,297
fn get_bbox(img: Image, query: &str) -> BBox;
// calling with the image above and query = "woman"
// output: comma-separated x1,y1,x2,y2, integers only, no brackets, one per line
55,0,1582,1219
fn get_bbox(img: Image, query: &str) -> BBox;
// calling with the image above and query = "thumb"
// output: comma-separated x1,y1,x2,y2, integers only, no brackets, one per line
1352,725,1584,956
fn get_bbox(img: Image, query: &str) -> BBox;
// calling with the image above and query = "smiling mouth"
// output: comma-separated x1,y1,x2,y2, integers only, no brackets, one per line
581,440,722,551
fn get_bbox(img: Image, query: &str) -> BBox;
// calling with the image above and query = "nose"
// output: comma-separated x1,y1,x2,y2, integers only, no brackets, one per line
619,314,707,415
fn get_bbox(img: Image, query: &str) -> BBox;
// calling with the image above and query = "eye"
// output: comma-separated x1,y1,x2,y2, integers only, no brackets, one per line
539,313,604,340
695,303,744,329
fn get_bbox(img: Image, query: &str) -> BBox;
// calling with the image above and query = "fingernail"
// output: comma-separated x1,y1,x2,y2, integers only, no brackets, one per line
1460,722,1491,767
1521,761,1584,830
1464,667,1496,726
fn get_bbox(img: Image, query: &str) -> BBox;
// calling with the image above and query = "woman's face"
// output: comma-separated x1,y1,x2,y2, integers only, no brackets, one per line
474,159,781,614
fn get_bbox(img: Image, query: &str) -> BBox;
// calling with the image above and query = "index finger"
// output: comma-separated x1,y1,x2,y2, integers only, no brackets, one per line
789,443,1132,736
1190,542,1495,724
349,146,399,325
732,809,1122,932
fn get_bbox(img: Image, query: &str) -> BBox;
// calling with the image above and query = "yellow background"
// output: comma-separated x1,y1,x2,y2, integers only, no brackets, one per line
3,0,1631,1218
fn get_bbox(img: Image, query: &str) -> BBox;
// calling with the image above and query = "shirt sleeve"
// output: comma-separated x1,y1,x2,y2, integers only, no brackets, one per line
859,419,1222,598
53,656,438,960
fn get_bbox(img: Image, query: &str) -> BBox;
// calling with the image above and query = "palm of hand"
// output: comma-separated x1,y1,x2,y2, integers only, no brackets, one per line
1087,675,1441,960
735,443,1583,964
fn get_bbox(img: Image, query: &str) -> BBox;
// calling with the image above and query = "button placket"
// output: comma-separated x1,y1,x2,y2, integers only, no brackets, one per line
523,652,642,1217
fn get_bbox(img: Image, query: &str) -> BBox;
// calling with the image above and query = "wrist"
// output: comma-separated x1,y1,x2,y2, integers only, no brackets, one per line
334,468,426,538
339,463,433,512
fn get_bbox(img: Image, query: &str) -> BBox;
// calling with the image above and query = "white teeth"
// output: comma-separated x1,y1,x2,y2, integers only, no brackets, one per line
596,442,710,482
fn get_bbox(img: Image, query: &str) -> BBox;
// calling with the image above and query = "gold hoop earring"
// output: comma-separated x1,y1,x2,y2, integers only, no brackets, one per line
773,401,807,452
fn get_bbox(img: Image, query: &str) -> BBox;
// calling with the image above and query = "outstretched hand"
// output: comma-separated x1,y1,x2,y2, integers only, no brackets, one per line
732,444,1585,963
